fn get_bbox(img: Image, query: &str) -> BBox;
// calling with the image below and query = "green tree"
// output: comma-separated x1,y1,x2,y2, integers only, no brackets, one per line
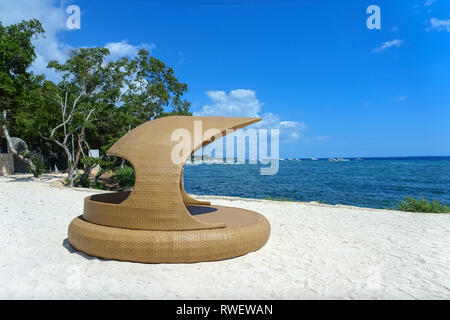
7,26,193,184
0,19,44,174
96,49,192,155
120,49,191,121
14,47,119,184
41,47,116,186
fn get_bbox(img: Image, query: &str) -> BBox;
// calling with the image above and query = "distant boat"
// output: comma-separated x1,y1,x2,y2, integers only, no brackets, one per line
356,158,363,161
311,158,318,161
329,158,350,162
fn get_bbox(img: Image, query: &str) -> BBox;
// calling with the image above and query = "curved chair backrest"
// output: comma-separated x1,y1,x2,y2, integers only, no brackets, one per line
83,116,260,231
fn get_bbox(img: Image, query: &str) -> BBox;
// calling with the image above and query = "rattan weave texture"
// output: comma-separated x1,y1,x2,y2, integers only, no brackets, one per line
68,116,271,263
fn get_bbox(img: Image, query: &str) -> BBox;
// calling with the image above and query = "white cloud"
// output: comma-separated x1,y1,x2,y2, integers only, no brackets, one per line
0,0,155,81
372,39,403,54
427,17,450,32
105,40,155,61
424,0,437,7
258,113,307,141
0,0,71,81
196,90,261,118
194,89,307,141
398,95,407,102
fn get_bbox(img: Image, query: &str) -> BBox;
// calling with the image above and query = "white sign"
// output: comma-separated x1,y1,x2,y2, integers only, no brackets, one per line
89,149,99,158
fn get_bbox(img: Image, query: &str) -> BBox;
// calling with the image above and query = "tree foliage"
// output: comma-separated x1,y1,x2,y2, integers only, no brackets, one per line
0,18,44,113
1,19,193,183
0,19,44,175
94,49,192,154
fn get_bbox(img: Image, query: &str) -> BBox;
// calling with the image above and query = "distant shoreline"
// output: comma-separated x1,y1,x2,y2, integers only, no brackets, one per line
187,155,450,164
2,174,447,214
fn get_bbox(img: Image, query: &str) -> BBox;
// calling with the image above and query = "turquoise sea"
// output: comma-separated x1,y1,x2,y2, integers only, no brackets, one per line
184,157,450,209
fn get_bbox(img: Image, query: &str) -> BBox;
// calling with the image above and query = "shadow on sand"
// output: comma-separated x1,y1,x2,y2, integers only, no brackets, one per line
1,173,66,183
62,238,106,262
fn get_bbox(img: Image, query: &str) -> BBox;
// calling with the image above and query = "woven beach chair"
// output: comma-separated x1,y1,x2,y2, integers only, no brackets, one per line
68,116,271,263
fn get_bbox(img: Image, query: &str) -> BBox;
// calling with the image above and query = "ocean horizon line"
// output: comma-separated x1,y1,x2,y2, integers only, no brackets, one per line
189,155,450,161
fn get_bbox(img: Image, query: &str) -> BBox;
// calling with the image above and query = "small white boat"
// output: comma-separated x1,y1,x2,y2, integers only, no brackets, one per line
329,158,350,162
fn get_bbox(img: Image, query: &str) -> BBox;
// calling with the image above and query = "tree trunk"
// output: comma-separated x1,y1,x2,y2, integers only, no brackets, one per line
81,163,92,182
46,137,74,187
1,124,37,174
63,130,85,187
67,166,74,187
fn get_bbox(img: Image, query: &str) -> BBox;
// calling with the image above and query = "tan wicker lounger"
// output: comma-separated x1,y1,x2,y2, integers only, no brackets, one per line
68,116,271,263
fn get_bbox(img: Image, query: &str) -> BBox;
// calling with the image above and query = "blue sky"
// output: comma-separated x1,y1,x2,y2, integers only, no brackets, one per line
1,0,449,158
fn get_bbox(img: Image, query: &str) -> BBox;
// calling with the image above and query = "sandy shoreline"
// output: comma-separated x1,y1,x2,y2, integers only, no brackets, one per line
1,174,450,299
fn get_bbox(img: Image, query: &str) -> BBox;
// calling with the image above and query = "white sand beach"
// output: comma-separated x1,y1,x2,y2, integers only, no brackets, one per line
1,174,449,299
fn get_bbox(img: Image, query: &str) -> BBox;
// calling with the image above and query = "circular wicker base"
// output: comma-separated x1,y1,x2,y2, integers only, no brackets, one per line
68,205,270,263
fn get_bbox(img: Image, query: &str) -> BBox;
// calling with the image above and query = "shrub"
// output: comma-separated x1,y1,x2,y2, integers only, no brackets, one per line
74,174,91,188
398,196,450,213
92,181,106,190
115,165,135,188
30,156,44,177
24,151,44,177
80,156,116,189
81,156,113,171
